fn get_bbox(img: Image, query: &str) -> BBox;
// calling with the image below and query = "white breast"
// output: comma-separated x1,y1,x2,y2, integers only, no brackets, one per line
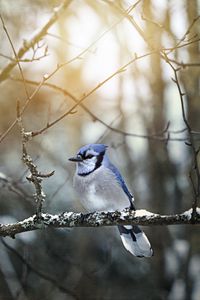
73,166,130,212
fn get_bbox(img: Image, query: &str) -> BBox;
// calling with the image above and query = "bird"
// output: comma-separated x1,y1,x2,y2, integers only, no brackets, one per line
69,143,153,257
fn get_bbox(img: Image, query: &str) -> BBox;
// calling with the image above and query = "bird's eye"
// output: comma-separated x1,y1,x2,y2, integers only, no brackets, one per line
86,154,94,159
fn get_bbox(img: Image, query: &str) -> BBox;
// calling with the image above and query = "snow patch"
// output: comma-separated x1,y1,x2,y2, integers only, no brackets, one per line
135,209,155,218
121,209,155,220
20,216,35,227
182,207,200,220
0,172,7,180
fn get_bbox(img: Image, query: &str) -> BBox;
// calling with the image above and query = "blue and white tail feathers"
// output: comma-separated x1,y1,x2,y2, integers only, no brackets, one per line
118,225,153,257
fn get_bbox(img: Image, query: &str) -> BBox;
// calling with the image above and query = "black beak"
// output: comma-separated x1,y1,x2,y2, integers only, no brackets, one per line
68,155,83,162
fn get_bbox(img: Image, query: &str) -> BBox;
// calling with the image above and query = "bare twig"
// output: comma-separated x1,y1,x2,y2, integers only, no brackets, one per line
163,51,200,220
0,79,45,143
12,77,192,142
0,7,148,143
2,2,197,144
0,14,30,103
21,1,142,87
167,59,200,68
0,14,48,143
0,0,72,83
0,172,32,200
46,2,139,70
17,109,54,220
141,12,163,28
104,2,200,67
0,52,49,62
165,37,200,54
103,0,153,48
1,239,78,300
168,15,200,53
31,52,156,137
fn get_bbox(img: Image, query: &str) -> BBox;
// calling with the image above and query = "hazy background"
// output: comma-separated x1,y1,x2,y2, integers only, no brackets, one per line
0,0,199,299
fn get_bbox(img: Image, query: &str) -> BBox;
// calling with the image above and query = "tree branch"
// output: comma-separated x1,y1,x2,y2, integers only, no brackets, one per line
0,208,199,238
0,0,72,83
17,109,54,220
11,77,192,143
1,239,79,300
30,52,156,137
162,51,200,221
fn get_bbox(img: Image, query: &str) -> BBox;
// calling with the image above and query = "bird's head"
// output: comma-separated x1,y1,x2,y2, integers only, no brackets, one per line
69,144,108,176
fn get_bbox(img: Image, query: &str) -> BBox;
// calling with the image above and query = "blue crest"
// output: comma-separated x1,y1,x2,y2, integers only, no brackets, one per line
78,144,108,155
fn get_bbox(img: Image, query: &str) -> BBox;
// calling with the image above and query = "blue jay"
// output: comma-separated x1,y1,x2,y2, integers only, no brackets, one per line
69,144,153,257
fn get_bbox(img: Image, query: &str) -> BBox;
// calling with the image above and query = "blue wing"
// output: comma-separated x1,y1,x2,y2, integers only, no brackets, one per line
104,157,135,209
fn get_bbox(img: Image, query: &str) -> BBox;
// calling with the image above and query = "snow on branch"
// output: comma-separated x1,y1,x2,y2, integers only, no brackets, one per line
0,208,200,238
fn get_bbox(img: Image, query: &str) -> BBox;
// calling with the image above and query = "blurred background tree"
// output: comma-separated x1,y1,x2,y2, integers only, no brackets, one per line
0,0,199,299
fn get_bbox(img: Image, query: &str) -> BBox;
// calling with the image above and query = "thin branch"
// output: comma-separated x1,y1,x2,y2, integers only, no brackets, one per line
0,2,73,143
0,0,73,83
0,0,139,89
0,14,30,106
0,52,49,62
46,2,139,69
0,208,199,238
1,239,79,300
0,14,46,151
165,37,200,54
23,1,142,87
104,2,200,68
167,59,200,68
0,79,45,143
47,32,93,50
17,110,54,220
169,15,200,53
0,17,150,143
0,172,32,200
163,51,200,220
12,77,192,142
141,12,163,29
31,52,156,137
104,0,151,48
2,3,198,143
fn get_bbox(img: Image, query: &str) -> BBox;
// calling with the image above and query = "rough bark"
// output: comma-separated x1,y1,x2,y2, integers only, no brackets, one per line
0,208,199,238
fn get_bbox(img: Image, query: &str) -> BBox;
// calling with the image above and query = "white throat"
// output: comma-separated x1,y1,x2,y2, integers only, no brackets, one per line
76,157,97,176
